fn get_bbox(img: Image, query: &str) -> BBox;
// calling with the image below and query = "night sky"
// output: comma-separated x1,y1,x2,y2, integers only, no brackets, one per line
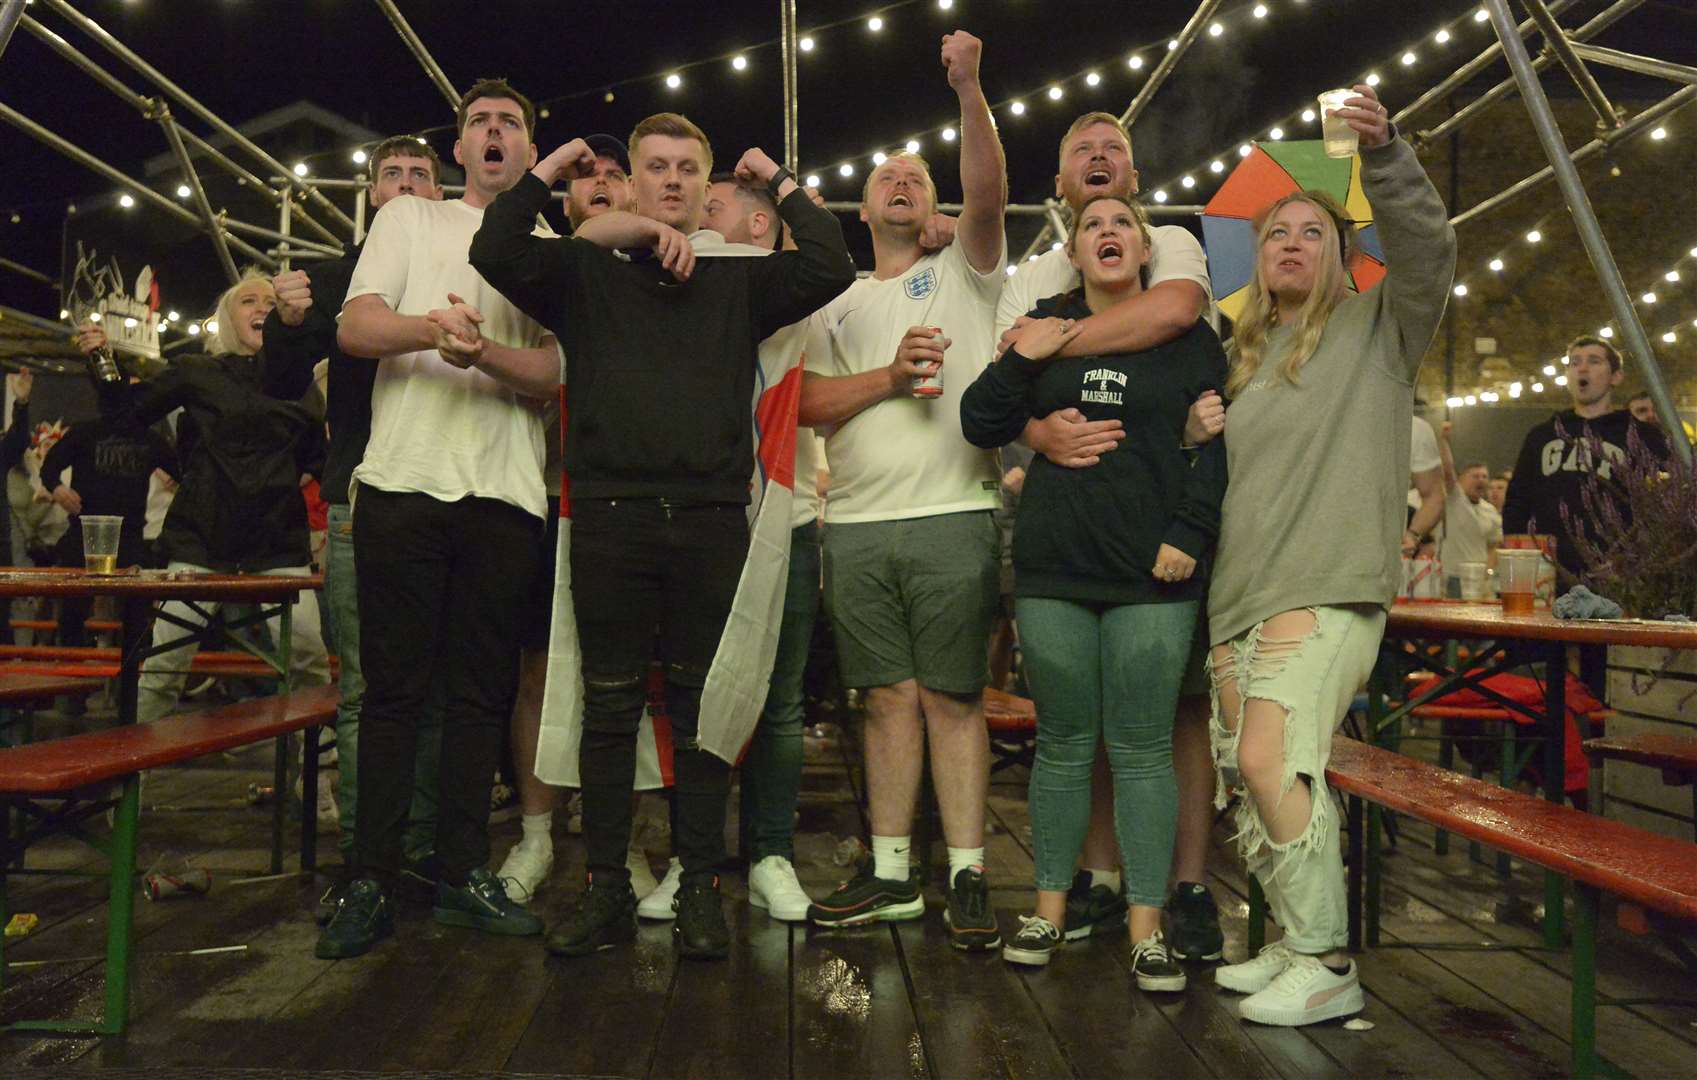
3,0,1694,324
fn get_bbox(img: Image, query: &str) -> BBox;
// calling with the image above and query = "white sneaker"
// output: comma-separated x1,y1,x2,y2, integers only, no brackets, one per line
748,855,813,921
628,846,660,900
1215,940,1295,994
496,840,554,906
637,857,682,920
1238,953,1364,1027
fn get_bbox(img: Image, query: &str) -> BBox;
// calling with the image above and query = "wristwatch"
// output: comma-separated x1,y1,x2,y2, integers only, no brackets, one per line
766,167,795,200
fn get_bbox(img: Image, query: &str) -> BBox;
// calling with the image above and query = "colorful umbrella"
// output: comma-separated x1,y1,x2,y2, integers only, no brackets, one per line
1201,140,1386,323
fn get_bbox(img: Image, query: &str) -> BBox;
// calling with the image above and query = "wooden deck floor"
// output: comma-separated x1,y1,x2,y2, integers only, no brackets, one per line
4,709,1695,1079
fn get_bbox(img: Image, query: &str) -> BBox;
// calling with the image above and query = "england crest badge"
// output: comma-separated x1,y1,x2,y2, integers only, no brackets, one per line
904,267,937,300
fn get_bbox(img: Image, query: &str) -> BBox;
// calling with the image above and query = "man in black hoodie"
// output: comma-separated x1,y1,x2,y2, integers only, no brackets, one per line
469,111,855,961
1503,334,1669,693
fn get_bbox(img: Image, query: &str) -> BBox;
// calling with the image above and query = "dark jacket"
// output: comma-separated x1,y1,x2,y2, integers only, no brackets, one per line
961,293,1228,606
41,414,178,565
127,351,326,572
1502,407,1670,578
469,173,856,504
261,242,374,505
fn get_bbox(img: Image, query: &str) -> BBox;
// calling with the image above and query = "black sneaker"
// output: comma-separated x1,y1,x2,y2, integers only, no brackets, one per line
433,867,544,936
1130,931,1188,992
674,875,730,960
1167,881,1224,961
315,877,393,959
943,867,1001,952
1002,914,1063,967
1063,869,1128,941
807,865,924,927
547,875,638,957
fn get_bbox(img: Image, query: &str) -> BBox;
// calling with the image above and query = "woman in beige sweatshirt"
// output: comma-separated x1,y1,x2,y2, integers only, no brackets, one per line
1204,84,1457,1027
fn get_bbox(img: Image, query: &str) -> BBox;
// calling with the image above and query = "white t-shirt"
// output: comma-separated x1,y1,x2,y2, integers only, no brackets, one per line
806,240,1006,524
1407,416,1441,511
994,224,1214,339
1439,484,1502,568
792,429,824,528
343,195,553,519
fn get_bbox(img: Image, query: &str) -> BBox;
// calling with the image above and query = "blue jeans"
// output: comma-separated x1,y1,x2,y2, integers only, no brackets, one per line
325,503,438,862
740,522,820,861
1016,596,1199,906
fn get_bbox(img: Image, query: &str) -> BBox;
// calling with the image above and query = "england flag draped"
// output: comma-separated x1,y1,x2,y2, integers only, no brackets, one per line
534,234,807,788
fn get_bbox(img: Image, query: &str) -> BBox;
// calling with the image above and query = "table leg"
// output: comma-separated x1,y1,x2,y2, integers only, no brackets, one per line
1571,882,1599,1079
1366,803,1382,948
102,772,139,1034
1347,794,1363,952
1544,642,1567,946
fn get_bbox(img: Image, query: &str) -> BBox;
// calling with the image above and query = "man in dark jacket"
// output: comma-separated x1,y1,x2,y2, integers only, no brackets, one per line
263,136,448,876
469,111,855,961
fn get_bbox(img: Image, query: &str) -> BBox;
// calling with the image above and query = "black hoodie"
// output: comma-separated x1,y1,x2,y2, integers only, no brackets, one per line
1502,406,1670,577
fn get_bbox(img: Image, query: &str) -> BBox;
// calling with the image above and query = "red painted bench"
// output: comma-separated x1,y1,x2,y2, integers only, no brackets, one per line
0,644,339,682
1584,732,1697,840
0,683,339,1035
1243,736,1697,1077
984,687,1037,773
0,671,103,706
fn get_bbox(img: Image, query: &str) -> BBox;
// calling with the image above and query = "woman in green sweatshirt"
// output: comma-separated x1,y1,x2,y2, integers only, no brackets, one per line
1203,86,1456,1027
962,195,1227,988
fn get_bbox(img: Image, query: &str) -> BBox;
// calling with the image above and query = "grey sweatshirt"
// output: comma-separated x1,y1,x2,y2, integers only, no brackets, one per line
1207,137,1457,646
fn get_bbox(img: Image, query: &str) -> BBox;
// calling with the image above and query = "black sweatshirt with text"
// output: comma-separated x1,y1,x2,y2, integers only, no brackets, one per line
470,173,855,504
960,292,1228,606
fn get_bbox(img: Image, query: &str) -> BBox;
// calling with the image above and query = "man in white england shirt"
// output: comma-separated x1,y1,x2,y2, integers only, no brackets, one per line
799,30,1007,950
320,78,565,959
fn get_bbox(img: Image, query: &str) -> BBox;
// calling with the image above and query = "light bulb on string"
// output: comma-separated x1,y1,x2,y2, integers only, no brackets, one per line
176,184,191,198
905,139,921,153
867,16,883,32
799,36,814,52
1127,55,1144,70
1009,101,1026,116
941,127,957,142
1048,86,1064,101
1489,258,1504,272
352,149,368,165
1085,72,1101,87
731,55,748,72
665,73,682,89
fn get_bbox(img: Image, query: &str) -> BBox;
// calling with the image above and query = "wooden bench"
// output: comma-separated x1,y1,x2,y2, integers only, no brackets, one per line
1244,736,1697,1077
984,687,1037,773
0,644,339,682
10,617,122,635
1585,732,1697,839
0,683,339,1035
0,669,107,743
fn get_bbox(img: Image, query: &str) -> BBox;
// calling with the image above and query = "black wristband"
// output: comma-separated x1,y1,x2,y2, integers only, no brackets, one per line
766,167,795,201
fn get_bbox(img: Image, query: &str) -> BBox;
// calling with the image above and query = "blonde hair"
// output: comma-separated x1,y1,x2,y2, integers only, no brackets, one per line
861,151,939,212
1226,191,1357,397
1058,111,1133,170
208,270,273,356
629,112,713,175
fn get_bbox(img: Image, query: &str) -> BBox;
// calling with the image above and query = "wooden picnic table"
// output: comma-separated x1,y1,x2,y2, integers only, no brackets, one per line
1373,601,1697,944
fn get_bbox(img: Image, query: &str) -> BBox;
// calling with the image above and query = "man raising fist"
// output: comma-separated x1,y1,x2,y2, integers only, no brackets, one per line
471,112,854,963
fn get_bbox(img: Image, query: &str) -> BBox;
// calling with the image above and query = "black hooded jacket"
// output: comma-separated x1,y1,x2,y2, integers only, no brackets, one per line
126,349,324,572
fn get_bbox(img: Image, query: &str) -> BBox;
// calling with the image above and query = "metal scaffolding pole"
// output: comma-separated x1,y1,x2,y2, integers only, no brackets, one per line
372,0,458,108
1483,0,1690,464
1448,85,1695,226
1411,0,1642,147
780,0,799,173
21,14,345,246
0,100,277,271
1568,42,1697,87
157,109,240,285
1398,0,1580,123
0,0,23,65
1120,0,1225,129
40,0,354,234
821,201,1202,218
1519,0,1622,131
0,256,54,286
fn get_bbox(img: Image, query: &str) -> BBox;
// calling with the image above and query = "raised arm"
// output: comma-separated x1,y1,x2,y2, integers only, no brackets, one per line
738,148,856,337
942,31,1006,274
466,171,581,333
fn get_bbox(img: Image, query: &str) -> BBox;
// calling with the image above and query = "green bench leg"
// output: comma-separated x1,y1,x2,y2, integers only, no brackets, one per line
1347,794,1364,951
1366,803,1382,948
1247,874,1266,954
102,773,140,1034
1571,883,1599,1079
1434,732,1454,856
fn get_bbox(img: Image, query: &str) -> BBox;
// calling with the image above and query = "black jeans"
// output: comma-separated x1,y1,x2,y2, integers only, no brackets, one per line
572,497,748,885
351,487,539,888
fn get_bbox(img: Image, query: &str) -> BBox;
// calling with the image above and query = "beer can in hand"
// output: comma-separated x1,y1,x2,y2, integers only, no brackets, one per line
912,327,945,398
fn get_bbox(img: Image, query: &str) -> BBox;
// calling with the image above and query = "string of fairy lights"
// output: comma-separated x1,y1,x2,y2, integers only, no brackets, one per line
8,0,1691,398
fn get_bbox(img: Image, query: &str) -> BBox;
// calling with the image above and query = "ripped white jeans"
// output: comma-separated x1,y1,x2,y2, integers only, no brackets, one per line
1207,605,1386,954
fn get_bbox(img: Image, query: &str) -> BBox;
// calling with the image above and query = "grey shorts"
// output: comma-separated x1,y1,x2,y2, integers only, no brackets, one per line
823,511,999,694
